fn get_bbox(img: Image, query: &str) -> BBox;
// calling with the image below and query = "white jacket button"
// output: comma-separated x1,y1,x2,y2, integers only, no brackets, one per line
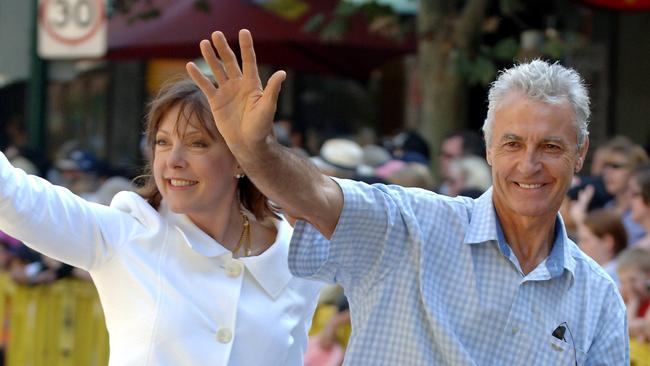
216,328,233,343
224,260,243,278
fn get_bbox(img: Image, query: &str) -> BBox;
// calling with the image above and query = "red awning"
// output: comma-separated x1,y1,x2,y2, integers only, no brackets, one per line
578,0,650,10
107,0,415,78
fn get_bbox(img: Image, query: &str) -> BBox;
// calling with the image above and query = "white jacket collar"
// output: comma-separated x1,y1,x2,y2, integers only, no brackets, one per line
239,218,293,299
161,202,293,299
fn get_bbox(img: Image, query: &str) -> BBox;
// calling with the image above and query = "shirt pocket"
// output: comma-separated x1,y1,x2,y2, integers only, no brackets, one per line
534,334,588,366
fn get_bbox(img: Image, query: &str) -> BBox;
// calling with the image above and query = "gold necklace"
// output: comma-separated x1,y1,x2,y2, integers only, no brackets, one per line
232,212,251,256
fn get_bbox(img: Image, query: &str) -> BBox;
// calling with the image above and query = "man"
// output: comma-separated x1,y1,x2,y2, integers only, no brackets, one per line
437,129,485,195
187,30,627,365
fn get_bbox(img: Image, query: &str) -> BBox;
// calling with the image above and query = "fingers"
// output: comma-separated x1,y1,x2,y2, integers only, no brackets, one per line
577,184,595,206
186,62,218,98
199,40,228,85
211,31,243,79
584,184,595,198
239,29,260,81
197,29,261,85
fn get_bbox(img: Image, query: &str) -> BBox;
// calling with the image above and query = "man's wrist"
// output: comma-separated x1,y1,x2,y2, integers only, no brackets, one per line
231,134,280,167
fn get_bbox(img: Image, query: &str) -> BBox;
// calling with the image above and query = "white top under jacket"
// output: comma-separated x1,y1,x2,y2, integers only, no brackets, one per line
0,152,322,366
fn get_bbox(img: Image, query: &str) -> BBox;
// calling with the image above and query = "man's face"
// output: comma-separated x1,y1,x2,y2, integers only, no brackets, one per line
486,92,587,221
439,136,463,178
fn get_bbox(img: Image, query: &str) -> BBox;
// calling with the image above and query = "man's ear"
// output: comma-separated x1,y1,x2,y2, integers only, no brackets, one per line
486,146,492,166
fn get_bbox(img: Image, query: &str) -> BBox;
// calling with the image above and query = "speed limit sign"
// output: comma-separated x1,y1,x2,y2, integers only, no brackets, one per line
38,0,107,59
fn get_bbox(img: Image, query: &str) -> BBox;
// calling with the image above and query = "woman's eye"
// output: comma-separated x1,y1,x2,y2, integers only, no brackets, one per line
191,141,208,148
155,139,167,146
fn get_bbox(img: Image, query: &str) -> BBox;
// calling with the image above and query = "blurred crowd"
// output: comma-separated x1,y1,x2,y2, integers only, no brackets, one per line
0,117,134,288
2,114,650,365
560,136,650,344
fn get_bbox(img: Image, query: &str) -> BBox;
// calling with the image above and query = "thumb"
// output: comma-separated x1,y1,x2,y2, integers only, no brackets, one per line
264,70,286,104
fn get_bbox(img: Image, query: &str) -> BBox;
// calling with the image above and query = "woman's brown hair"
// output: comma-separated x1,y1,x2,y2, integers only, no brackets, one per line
138,77,278,221
582,208,628,256
603,136,649,170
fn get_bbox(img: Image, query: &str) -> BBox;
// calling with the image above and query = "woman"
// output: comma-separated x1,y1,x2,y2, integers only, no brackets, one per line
600,136,648,243
630,164,650,249
0,78,321,365
445,155,492,198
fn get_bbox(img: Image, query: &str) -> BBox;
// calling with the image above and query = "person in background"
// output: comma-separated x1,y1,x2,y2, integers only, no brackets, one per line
304,288,350,366
354,144,391,182
590,143,612,177
0,77,321,365
384,162,435,190
388,129,431,164
576,208,628,283
630,164,650,249
600,136,649,244
274,118,310,158
436,129,485,195
617,247,650,341
3,116,48,177
310,138,363,179
445,155,492,198
54,148,102,198
566,143,613,214
187,30,627,364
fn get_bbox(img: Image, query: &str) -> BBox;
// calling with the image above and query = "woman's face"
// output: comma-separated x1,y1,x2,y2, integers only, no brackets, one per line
629,177,649,225
602,151,633,196
618,266,650,303
153,104,239,219
577,224,612,265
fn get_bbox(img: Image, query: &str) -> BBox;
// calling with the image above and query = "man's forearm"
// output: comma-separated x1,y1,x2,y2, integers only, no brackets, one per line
234,137,343,238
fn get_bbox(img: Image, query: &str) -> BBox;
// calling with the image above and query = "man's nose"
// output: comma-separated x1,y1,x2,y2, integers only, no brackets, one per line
518,149,542,175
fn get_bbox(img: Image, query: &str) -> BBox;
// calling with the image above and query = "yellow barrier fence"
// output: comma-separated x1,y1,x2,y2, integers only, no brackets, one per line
0,275,108,366
308,304,352,349
631,338,650,366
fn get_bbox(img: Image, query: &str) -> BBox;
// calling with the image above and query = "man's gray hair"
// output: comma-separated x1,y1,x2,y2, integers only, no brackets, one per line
482,59,590,150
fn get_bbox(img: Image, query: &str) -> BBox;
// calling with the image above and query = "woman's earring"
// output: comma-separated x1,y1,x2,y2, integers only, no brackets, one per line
236,173,245,179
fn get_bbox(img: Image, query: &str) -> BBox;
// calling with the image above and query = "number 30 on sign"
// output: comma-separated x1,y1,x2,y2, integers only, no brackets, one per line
38,0,107,59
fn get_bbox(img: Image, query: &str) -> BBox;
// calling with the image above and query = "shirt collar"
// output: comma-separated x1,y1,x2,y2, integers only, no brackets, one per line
552,214,577,280
162,202,293,299
462,187,498,245
462,188,576,280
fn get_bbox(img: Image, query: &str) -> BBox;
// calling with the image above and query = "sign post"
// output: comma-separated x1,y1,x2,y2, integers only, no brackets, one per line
37,0,107,59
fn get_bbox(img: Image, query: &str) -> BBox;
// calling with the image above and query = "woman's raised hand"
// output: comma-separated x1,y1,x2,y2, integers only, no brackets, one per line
569,184,595,225
186,29,285,151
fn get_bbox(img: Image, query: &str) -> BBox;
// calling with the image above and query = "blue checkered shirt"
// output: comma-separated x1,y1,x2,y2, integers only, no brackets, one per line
289,179,628,365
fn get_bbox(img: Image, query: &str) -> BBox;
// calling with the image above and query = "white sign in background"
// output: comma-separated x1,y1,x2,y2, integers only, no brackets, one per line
37,0,107,59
